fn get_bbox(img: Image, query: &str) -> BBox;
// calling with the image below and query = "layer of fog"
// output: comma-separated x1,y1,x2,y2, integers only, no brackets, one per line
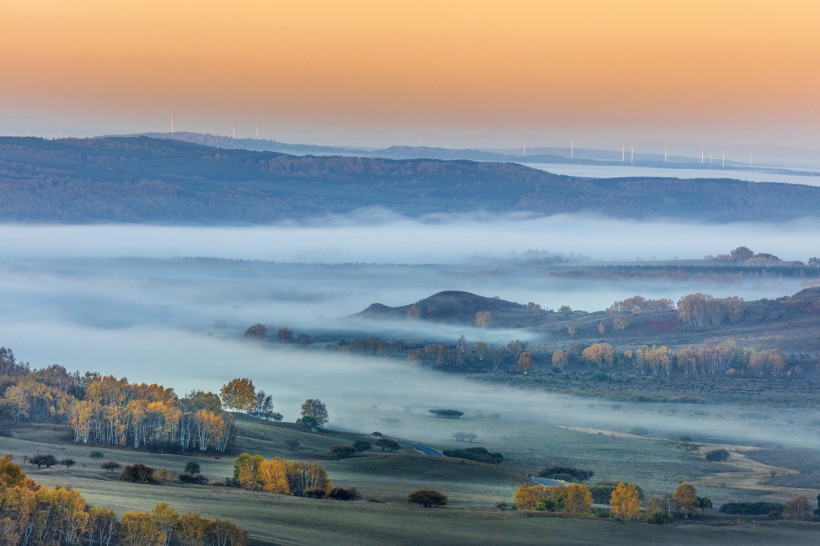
2,217,817,455
5,324,817,451
525,162,820,187
1,214,819,264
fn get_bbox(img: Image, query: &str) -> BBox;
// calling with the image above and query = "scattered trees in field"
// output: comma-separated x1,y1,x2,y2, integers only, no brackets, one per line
408,489,448,508
0,455,247,546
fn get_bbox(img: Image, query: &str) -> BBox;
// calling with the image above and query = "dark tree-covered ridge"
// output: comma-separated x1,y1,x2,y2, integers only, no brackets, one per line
2,136,820,223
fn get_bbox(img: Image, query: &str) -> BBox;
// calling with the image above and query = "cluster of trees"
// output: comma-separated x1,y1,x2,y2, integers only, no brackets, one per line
514,483,593,515
0,349,240,453
442,447,503,465
676,293,744,327
233,453,331,498
219,378,282,421
607,296,674,315
0,455,246,545
547,340,794,378
69,376,232,452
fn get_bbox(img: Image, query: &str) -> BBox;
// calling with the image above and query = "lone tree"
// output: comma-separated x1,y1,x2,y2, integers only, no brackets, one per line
220,378,256,413
408,489,448,508
300,399,329,428
673,483,699,519
610,482,642,522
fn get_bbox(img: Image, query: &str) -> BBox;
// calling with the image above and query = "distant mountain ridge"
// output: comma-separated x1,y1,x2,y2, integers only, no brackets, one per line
2,136,820,224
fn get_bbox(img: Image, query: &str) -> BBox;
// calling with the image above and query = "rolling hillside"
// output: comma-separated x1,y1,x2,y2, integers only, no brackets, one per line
2,136,820,223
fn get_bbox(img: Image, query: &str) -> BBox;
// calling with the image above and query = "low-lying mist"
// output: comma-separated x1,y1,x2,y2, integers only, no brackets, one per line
3,214,818,454
2,213,818,263
5,323,817,451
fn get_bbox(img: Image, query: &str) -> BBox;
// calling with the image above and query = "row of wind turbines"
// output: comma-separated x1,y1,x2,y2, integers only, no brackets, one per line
521,138,754,167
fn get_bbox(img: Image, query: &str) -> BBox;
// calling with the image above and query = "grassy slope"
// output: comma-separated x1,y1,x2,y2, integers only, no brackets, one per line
2,416,818,545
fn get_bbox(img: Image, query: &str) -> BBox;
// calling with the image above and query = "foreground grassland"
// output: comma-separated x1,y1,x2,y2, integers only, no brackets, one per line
2,410,818,545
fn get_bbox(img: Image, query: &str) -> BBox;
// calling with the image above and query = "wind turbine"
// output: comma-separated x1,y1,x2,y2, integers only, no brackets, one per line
722,150,725,168
170,114,175,134
622,144,625,162
570,139,574,160
522,140,527,157
664,144,668,163
701,147,704,164
255,121,260,139
630,145,634,164
232,124,236,140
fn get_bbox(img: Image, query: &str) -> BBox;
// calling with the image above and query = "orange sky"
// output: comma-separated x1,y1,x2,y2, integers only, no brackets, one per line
1,0,819,154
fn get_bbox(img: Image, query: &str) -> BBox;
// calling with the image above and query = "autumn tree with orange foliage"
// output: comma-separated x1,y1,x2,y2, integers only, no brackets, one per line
610,482,642,521
581,343,614,368
220,378,257,413
673,483,698,518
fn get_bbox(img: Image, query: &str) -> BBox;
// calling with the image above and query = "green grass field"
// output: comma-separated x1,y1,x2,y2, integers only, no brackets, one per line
2,410,819,545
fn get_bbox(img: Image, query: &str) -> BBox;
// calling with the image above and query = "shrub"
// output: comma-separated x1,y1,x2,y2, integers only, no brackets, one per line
352,440,371,452
121,463,156,484
89,450,104,459
101,461,121,473
375,439,401,452
719,501,785,515
408,489,448,508
705,449,730,462
538,466,594,482
428,409,463,419
647,510,673,525
178,473,209,485
60,458,76,469
29,454,58,469
589,481,644,504
443,447,503,465
284,439,300,451
304,488,326,499
330,445,356,459
184,461,201,475
328,487,361,501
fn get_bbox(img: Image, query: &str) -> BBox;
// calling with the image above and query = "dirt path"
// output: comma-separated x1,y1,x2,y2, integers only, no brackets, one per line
557,426,658,441
692,443,818,499
560,426,820,501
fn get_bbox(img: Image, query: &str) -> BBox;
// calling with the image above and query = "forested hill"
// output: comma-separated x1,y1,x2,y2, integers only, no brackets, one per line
2,136,820,224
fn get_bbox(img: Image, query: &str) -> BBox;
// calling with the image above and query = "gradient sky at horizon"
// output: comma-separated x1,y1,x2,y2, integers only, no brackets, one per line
1,1,819,162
